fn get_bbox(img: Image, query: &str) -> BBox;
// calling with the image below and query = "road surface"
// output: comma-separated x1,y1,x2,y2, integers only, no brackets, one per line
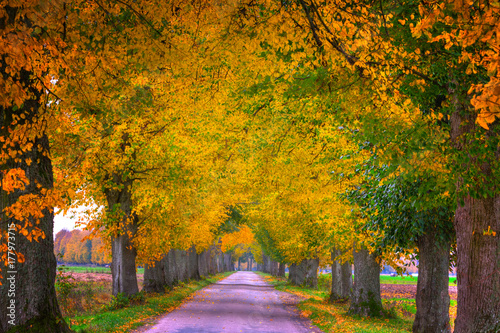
140,271,322,333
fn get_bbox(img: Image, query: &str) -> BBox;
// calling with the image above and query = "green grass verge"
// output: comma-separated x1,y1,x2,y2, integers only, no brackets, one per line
259,272,413,333
58,265,145,275
260,273,457,333
66,271,234,333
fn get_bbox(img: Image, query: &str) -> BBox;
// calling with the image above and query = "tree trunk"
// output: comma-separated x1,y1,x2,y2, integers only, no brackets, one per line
289,259,319,288
198,250,208,278
329,248,352,302
349,246,383,317
270,260,279,277
106,175,139,297
223,253,232,272
164,250,178,287
413,231,451,333
174,250,189,283
188,246,200,280
0,65,70,332
288,263,296,283
143,260,165,293
209,246,217,275
450,98,500,332
454,195,500,332
278,262,286,277
303,258,319,288
262,254,269,273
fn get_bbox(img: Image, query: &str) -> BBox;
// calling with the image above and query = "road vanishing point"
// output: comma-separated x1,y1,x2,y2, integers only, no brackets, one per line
139,271,322,333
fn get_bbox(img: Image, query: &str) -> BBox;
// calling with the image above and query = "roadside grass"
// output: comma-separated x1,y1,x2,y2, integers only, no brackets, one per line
63,272,233,333
58,265,145,275
260,273,457,333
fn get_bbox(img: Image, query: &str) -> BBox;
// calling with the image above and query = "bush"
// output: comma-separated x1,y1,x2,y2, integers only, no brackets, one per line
104,291,146,311
317,273,331,292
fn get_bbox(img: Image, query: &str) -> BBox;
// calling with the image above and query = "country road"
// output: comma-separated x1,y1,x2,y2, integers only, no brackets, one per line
139,271,322,333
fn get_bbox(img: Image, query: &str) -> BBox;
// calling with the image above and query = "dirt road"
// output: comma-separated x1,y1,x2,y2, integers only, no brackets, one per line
140,271,322,333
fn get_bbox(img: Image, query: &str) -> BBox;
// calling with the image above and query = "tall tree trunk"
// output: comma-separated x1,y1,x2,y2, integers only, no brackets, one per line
0,66,70,332
270,260,279,277
188,246,200,280
262,254,269,273
413,230,451,333
209,246,217,275
454,195,500,332
329,248,352,302
288,263,296,283
349,246,383,317
143,260,165,293
238,258,241,270
164,250,178,287
223,253,232,272
278,262,286,277
174,249,189,282
450,98,500,332
198,250,208,278
289,259,319,288
303,258,319,288
105,175,139,297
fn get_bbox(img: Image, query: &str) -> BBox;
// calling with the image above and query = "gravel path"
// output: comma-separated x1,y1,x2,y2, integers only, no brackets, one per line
139,271,322,333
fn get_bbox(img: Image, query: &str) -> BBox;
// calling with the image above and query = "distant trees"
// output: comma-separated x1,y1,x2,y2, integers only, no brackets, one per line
54,229,111,265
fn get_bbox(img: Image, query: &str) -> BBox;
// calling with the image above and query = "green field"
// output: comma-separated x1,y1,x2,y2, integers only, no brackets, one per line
379,275,457,286
58,265,145,275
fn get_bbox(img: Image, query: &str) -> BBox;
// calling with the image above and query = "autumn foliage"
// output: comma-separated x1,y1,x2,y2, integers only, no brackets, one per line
1,0,500,331
54,229,111,265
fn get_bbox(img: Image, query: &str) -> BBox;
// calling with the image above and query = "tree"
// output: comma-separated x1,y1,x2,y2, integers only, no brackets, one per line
348,166,454,330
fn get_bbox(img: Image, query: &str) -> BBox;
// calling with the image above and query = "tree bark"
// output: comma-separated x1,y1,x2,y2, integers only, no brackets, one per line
105,175,139,297
164,250,178,287
270,260,279,277
223,253,232,272
262,254,269,273
198,250,208,278
209,246,217,275
278,262,286,277
289,259,319,288
288,263,296,283
143,260,165,293
188,246,200,280
454,195,500,332
413,231,451,333
450,98,500,332
349,246,383,317
174,249,189,283
0,66,70,331
329,248,352,302
303,258,319,288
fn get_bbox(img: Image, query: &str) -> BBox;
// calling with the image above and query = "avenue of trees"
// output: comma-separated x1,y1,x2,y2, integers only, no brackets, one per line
1,1,499,333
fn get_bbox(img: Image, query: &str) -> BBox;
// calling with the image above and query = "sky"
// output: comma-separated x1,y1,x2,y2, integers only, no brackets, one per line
54,211,78,236
53,204,95,237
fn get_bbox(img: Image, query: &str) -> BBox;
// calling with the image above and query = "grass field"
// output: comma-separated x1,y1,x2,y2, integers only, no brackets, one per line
379,275,457,286
58,265,145,275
